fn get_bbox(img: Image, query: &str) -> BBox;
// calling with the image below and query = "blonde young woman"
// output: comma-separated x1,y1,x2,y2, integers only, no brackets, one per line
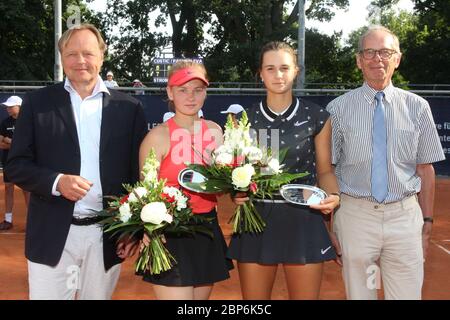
228,42,341,300
139,60,232,300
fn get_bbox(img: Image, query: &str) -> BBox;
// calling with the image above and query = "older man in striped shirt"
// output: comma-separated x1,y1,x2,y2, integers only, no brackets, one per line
326,25,445,300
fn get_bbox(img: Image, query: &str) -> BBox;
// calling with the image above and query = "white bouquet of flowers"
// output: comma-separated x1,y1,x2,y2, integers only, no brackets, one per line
187,111,308,234
100,150,211,275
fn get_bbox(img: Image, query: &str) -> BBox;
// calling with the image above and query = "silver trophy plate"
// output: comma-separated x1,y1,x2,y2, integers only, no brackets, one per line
178,168,218,194
179,169,328,205
279,184,327,206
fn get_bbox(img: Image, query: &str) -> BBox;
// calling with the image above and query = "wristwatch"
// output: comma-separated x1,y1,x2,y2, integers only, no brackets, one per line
330,192,341,204
330,192,341,199
423,217,434,224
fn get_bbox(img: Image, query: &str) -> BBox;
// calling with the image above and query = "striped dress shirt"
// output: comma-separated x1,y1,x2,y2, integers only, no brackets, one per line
326,82,445,203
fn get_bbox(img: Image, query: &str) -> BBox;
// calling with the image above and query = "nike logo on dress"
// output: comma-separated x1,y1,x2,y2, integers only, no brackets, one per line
294,120,308,127
321,246,332,255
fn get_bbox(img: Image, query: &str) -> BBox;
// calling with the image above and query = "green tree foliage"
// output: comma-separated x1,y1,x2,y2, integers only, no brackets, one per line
99,0,350,83
303,29,355,86
0,0,54,80
2,0,448,86
96,0,167,83
97,0,449,85
401,0,450,84
0,0,99,81
343,0,449,87
163,0,207,58
199,0,350,82
0,0,100,81
98,0,211,82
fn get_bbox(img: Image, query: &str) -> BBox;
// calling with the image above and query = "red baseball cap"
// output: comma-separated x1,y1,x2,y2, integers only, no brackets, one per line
168,68,209,86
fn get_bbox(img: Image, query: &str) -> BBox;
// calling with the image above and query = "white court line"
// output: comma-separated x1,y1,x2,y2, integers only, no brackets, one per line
0,232,25,235
432,240,450,255
442,240,450,242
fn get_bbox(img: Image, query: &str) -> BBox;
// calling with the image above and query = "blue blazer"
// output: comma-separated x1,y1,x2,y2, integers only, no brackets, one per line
6,83,148,270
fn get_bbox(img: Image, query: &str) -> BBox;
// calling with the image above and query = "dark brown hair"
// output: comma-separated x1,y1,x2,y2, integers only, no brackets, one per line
258,41,298,71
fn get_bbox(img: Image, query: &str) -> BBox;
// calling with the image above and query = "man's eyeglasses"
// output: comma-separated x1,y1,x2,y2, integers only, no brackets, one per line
359,49,397,60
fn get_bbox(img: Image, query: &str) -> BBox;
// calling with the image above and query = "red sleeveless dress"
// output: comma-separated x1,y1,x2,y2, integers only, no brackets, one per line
159,118,217,214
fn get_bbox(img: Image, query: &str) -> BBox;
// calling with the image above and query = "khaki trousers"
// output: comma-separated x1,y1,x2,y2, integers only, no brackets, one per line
28,224,121,300
334,194,424,300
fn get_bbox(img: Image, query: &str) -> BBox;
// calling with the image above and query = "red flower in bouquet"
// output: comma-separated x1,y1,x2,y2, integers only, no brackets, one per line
119,195,129,205
161,192,176,203
249,182,258,194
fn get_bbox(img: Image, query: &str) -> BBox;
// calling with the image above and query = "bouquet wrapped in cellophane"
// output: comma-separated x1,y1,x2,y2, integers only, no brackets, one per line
187,111,308,234
99,149,212,275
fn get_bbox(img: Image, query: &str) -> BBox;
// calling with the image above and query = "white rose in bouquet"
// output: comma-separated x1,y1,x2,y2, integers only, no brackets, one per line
128,187,148,202
215,151,234,165
140,202,173,224
266,158,283,174
243,146,263,163
232,164,255,189
118,203,132,222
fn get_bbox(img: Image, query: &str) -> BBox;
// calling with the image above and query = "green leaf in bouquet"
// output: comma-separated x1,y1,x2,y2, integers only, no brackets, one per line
225,113,235,130
96,215,117,225
277,147,289,164
229,200,266,234
104,222,141,238
181,166,233,194
238,110,249,127
144,222,167,233
166,209,215,238
186,163,211,176
215,167,232,179
204,178,233,193
135,234,176,275
183,181,209,192
103,220,141,233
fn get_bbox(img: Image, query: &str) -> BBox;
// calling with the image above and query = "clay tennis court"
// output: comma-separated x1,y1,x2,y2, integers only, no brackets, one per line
1,177,449,300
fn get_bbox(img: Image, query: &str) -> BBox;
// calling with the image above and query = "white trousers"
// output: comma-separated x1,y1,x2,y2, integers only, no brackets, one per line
334,194,424,300
28,224,121,300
